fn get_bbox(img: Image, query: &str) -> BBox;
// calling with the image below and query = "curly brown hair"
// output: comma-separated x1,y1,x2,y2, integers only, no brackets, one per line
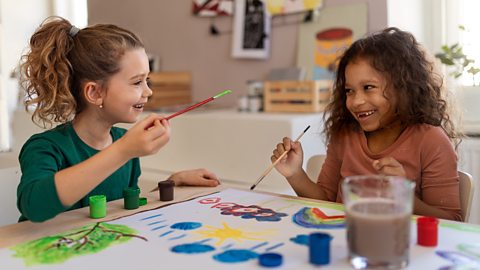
20,16,144,128
323,27,459,147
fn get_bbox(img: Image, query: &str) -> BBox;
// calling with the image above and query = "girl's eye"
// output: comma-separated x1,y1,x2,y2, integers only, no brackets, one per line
134,80,142,86
364,85,374,90
345,88,352,95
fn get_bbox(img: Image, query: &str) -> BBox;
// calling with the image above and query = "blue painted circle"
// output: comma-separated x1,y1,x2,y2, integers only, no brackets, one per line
213,249,258,263
171,243,215,254
170,222,202,230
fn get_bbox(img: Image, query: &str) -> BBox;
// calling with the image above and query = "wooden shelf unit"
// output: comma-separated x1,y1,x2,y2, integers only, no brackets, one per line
263,80,332,113
145,71,192,110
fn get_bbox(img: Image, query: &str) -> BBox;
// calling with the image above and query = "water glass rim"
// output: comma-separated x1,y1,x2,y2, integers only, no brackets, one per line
342,174,416,190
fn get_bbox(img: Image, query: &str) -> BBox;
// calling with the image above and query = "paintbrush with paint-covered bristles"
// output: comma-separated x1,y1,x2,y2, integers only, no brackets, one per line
250,125,311,191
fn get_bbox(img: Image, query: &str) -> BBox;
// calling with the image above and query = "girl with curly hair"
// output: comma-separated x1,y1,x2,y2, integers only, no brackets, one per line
271,27,462,221
17,17,219,222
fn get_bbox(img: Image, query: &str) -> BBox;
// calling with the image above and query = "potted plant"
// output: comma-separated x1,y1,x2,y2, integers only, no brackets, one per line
435,25,480,126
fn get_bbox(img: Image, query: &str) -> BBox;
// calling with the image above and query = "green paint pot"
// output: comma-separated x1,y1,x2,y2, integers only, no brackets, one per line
123,187,140,210
89,195,107,219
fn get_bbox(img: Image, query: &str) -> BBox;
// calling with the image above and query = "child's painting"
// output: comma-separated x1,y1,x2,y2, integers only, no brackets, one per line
265,0,323,16
1,188,480,269
192,0,234,17
296,3,368,80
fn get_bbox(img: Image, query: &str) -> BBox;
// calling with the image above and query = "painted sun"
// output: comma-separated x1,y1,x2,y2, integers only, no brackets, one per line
195,222,275,246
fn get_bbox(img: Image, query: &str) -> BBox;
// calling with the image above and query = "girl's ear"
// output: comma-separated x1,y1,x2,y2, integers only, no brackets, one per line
83,81,105,107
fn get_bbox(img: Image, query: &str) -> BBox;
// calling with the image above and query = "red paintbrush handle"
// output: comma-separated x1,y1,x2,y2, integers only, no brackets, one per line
165,97,214,120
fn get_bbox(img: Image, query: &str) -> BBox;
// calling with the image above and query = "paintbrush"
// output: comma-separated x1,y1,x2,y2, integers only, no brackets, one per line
165,90,232,120
250,125,311,190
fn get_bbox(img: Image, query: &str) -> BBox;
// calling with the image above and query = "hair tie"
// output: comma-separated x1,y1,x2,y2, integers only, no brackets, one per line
69,26,80,37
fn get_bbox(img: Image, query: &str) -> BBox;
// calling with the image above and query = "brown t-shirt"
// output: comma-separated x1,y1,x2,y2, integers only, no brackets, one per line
317,124,462,221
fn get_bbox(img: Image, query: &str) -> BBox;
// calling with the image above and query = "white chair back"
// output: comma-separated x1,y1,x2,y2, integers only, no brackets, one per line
306,154,326,182
0,166,21,226
459,170,474,222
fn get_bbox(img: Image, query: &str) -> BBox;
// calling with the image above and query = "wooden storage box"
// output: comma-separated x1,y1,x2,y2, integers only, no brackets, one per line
144,71,192,110
263,80,332,113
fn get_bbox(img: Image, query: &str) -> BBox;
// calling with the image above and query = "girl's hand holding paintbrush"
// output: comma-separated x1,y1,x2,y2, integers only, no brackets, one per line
271,137,305,178
119,114,171,159
250,126,310,190
121,90,232,187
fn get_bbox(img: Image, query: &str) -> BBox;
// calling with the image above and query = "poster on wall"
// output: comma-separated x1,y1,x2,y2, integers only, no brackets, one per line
192,0,234,17
232,0,271,59
296,3,368,80
265,0,323,16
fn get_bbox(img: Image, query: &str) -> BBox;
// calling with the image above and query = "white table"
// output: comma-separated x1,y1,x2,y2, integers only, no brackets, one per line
137,109,327,194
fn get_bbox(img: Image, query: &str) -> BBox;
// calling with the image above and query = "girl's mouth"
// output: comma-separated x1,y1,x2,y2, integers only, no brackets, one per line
357,110,375,118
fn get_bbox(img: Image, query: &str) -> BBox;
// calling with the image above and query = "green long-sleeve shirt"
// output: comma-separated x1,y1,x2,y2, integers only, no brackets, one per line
17,122,140,222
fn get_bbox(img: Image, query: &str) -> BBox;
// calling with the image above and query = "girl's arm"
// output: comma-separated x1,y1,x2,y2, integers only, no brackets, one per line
413,197,460,220
373,152,462,221
55,116,170,206
285,169,330,200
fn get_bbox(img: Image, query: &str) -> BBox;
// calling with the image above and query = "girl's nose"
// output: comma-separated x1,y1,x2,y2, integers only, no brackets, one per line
144,85,153,98
351,92,366,106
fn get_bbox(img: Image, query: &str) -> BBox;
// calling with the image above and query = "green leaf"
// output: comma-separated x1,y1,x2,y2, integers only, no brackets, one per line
468,67,480,75
441,58,455,65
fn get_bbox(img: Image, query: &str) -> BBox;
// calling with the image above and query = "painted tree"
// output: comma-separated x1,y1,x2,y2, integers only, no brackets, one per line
12,222,147,266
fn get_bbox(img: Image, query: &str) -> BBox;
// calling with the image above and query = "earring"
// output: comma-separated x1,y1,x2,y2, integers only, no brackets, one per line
99,104,103,109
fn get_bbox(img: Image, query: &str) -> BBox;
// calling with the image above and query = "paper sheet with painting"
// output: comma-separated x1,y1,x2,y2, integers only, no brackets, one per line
1,188,480,269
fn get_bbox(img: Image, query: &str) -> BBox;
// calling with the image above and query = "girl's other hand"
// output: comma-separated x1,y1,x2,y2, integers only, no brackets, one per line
119,114,171,158
169,169,220,187
271,137,304,178
372,157,407,178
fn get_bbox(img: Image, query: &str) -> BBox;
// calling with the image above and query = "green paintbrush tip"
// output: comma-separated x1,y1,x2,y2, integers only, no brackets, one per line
213,90,232,99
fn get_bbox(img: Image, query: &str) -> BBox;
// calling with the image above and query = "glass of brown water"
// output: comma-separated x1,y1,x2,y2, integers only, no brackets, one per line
342,175,415,269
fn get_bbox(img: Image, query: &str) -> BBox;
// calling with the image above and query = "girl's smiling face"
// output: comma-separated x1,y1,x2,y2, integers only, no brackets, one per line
344,57,398,133
102,48,152,124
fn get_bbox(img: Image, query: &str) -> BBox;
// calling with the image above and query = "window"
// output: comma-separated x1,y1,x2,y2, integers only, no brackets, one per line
459,0,480,86
0,0,87,152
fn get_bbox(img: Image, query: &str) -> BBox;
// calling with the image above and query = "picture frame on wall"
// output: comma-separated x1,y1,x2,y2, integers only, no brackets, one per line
232,0,270,59
192,0,234,17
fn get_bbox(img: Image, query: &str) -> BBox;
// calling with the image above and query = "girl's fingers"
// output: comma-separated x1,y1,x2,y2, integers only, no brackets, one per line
147,118,170,138
282,137,292,151
291,141,302,153
138,113,159,128
276,143,286,155
197,169,219,180
160,118,169,127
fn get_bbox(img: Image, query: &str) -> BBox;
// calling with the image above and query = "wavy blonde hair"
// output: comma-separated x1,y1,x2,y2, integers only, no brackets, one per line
20,16,144,128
